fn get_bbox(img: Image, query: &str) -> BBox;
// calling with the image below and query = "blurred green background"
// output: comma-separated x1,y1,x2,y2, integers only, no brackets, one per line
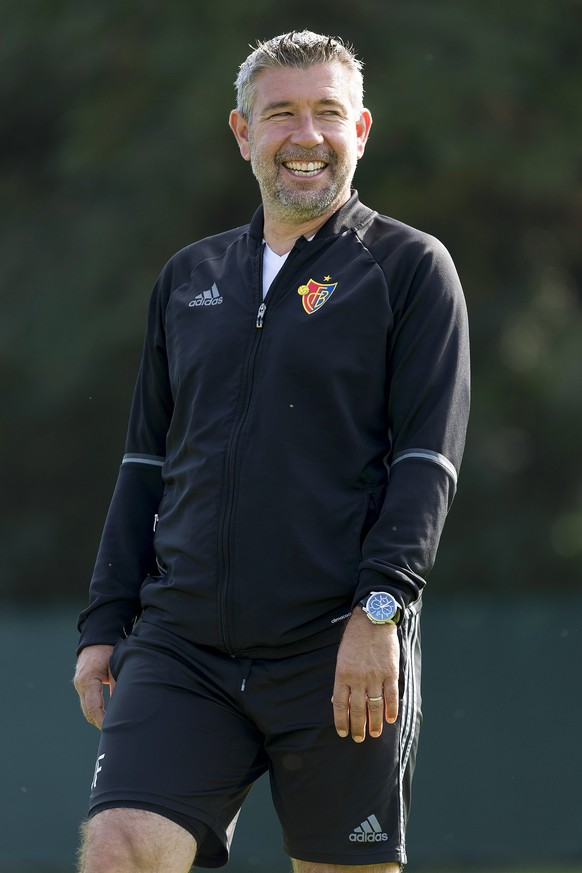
1,0,580,870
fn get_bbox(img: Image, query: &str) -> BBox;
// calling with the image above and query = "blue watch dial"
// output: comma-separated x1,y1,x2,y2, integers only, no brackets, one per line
366,591,398,622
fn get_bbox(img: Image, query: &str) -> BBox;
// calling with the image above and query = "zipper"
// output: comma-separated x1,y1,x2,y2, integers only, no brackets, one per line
218,243,300,653
218,316,265,652
256,302,267,328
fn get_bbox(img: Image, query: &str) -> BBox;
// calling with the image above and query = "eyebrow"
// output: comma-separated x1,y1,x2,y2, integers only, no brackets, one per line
259,97,348,115
260,100,294,114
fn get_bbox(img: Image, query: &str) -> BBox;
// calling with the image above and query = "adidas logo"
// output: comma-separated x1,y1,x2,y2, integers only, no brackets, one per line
189,283,223,307
349,814,389,843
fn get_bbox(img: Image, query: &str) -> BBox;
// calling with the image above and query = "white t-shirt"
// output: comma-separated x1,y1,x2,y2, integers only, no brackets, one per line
262,242,290,298
262,237,316,298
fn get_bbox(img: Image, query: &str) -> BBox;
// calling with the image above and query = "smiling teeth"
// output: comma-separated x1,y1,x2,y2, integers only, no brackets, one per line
285,161,326,173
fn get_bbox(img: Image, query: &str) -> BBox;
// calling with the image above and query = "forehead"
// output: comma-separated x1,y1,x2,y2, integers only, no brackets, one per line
252,63,357,114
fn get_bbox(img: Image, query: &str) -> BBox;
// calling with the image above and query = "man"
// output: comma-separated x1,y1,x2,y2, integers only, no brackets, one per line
74,30,470,873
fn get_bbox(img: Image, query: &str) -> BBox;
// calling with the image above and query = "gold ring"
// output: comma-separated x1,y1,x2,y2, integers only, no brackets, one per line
367,696,384,702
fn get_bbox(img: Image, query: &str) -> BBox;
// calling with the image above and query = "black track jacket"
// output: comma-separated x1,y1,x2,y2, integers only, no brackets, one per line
78,192,470,658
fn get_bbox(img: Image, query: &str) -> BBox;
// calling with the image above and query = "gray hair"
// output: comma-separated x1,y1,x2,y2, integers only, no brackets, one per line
235,30,364,120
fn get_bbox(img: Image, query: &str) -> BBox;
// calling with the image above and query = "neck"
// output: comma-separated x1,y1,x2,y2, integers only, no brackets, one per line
262,191,350,255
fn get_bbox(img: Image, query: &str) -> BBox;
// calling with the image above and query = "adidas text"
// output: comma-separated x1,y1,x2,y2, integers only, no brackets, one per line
349,814,389,843
190,283,223,307
349,832,388,843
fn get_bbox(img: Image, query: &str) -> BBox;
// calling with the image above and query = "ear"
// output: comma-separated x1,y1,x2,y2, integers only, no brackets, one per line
355,108,373,159
229,110,252,162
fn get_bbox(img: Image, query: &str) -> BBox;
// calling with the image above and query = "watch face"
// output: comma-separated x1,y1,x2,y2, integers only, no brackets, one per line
366,592,398,622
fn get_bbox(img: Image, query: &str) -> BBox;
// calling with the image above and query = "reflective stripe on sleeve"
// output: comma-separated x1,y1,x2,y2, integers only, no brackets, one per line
121,453,165,467
391,449,458,486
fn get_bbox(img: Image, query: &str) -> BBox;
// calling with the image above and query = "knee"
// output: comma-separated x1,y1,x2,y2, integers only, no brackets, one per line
292,862,401,873
292,861,401,873
78,813,148,873
78,808,196,873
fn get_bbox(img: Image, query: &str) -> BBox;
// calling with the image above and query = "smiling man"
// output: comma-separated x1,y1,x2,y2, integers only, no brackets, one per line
74,30,470,873
230,59,371,245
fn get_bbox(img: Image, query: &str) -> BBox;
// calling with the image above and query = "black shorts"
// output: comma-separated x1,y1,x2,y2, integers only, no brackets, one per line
88,611,421,868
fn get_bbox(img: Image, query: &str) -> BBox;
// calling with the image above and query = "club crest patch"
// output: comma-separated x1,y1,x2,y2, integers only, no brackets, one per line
298,278,337,314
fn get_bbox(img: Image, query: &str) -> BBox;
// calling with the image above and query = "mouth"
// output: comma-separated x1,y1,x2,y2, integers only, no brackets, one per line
282,160,328,177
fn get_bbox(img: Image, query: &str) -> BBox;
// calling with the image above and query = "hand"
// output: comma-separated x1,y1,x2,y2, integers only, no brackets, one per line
332,607,399,742
73,644,116,729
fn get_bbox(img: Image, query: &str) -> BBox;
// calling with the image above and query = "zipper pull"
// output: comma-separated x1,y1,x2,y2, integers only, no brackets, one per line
256,302,267,328
153,513,159,532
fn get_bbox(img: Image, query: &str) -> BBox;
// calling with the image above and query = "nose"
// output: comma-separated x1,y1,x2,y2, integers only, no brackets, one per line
289,111,324,148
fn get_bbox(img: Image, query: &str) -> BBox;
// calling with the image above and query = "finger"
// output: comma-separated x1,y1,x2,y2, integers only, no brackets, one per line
80,679,106,729
367,693,385,738
347,691,367,743
384,677,399,725
332,685,351,737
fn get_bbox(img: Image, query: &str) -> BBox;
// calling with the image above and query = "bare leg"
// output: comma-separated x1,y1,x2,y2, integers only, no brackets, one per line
78,808,197,873
292,861,401,873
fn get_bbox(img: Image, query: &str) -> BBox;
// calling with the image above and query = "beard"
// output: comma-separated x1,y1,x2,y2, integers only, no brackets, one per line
249,145,356,223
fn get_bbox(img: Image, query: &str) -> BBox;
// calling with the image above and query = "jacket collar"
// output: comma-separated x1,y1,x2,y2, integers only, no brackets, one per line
248,190,376,246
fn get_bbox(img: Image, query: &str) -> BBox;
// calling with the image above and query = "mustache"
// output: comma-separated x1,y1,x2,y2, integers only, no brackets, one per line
276,148,335,164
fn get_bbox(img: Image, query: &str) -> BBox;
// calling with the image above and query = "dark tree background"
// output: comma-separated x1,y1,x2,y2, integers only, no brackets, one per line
2,0,581,604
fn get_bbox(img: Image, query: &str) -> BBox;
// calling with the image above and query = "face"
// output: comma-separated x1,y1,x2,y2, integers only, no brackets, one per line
230,63,372,223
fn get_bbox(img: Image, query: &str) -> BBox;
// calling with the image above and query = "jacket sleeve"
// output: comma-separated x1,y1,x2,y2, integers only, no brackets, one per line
77,269,173,653
354,236,470,610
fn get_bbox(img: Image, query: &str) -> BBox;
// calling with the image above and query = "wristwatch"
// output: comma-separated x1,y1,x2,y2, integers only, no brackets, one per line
360,591,400,625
